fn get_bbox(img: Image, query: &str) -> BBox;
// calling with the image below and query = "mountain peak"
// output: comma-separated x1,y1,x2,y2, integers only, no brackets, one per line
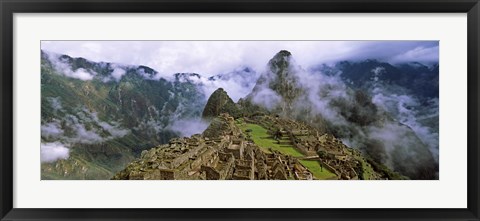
243,50,304,116
202,88,241,119
269,50,293,70
276,50,292,57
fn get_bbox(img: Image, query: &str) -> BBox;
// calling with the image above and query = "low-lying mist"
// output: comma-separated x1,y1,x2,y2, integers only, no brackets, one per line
41,49,439,180
245,54,438,179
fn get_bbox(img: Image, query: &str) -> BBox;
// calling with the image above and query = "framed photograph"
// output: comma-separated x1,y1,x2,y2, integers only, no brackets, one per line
1,0,479,220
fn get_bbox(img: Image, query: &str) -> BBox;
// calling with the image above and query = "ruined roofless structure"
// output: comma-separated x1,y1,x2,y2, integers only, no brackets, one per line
113,113,316,180
113,113,390,180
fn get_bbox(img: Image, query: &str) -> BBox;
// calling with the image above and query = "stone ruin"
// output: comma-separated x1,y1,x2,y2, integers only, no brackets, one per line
113,133,318,180
250,115,374,180
113,113,385,180
112,114,316,180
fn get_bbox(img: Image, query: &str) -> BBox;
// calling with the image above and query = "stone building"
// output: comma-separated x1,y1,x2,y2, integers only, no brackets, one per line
113,113,385,180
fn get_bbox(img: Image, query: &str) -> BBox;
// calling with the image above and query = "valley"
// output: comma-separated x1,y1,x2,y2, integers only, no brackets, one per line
41,48,439,180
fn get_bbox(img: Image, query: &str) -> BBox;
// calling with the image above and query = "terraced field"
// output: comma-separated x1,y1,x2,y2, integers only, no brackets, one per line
238,123,303,157
238,121,337,180
299,160,337,180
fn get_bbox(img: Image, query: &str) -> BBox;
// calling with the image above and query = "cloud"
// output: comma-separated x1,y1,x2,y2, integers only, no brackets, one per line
168,118,210,137
390,45,439,64
70,68,95,81
40,41,439,178
176,68,258,102
110,67,127,81
370,83,439,162
41,142,70,163
41,120,64,139
41,108,130,145
41,41,439,105
246,54,438,178
45,52,97,80
47,97,63,112
41,41,439,80
88,111,130,138
70,123,104,144
251,87,282,111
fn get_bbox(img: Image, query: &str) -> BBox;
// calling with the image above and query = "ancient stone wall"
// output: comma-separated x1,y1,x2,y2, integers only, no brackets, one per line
219,156,235,179
316,159,340,177
171,144,205,168
201,165,220,180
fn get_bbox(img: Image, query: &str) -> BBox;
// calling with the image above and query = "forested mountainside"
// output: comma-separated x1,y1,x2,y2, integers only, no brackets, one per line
42,50,438,180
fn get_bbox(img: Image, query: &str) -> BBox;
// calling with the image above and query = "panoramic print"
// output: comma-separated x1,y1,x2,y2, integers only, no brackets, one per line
40,41,439,180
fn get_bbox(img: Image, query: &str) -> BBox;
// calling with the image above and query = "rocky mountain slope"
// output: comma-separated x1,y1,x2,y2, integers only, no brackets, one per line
238,51,438,179
319,60,440,159
43,49,439,180
319,60,439,101
41,51,207,179
202,88,241,119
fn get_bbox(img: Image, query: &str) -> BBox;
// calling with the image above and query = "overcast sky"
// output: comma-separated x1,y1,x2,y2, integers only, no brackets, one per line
41,41,439,78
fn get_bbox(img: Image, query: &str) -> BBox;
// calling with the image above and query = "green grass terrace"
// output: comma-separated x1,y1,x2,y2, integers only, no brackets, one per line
237,120,337,180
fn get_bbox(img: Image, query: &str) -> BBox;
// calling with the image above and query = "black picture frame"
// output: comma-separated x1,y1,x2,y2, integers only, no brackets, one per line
1,0,479,220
